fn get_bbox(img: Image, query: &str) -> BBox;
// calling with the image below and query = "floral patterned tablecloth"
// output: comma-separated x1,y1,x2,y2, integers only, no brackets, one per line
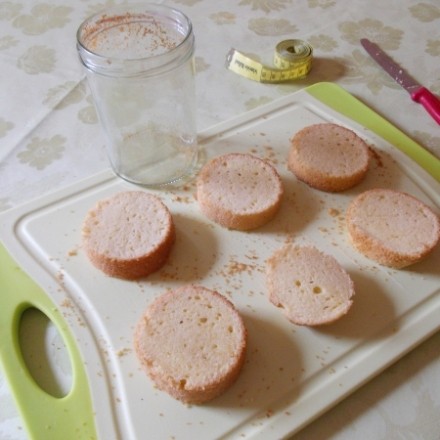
0,0,439,439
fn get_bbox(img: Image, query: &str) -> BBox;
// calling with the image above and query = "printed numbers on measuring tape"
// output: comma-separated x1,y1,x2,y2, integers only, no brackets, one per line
225,39,313,83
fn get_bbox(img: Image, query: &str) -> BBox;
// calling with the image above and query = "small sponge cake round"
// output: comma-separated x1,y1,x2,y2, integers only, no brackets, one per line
82,191,175,279
288,123,370,192
266,244,355,326
134,285,247,404
196,153,283,230
346,188,440,268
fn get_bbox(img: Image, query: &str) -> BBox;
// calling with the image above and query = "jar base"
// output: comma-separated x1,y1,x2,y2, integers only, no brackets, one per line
111,149,204,188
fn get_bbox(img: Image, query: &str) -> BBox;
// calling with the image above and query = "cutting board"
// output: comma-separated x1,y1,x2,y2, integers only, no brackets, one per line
1,82,439,440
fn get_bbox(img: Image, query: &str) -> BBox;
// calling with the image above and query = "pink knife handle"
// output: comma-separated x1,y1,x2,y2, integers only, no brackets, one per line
410,87,440,125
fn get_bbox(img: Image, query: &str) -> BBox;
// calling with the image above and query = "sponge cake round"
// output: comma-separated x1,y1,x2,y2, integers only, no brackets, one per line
266,244,355,326
134,285,247,404
346,188,440,268
82,191,175,279
288,123,370,192
196,153,283,230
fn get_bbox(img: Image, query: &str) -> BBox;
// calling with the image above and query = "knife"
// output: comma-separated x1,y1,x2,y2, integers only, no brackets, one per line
360,38,440,125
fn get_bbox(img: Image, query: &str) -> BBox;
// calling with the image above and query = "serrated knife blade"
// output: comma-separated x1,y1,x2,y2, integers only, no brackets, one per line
360,38,440,124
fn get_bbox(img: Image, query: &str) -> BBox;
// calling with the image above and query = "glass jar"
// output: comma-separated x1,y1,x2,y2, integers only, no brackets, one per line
77,3,198,186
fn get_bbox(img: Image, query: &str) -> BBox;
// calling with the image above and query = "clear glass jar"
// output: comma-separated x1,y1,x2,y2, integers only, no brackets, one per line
77,4,198,186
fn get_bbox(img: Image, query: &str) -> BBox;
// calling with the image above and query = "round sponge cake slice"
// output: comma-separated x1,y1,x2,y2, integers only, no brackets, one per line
82,191,175,279
346,188,440,268
266,245,355,326
134,285,247,404
288,123,370,192
196,153,283,230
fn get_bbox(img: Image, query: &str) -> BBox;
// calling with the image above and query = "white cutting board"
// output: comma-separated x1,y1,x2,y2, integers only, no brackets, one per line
1,83,439,440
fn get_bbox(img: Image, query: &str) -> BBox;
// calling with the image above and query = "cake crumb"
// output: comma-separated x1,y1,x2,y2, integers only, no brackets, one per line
117,348,131,357
328,207,340,217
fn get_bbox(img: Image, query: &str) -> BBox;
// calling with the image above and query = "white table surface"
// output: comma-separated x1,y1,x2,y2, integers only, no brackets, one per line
0,0,439,439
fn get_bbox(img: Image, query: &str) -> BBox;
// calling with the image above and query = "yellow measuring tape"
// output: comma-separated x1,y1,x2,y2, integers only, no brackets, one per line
226,39,313,83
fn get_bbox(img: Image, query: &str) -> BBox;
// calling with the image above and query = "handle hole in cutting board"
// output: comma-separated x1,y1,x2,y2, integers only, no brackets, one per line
19,308,72,398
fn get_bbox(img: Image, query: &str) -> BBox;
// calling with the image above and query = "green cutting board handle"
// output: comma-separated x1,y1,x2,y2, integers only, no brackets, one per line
0,243,97,440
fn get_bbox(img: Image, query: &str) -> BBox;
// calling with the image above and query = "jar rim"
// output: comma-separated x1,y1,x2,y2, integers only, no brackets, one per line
76,3,193,66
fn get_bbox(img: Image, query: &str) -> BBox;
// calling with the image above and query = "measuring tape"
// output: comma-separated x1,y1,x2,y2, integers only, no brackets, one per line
226,39,313,83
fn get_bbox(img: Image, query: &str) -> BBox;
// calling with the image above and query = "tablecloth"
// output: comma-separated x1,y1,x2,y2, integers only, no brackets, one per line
0,0,439,439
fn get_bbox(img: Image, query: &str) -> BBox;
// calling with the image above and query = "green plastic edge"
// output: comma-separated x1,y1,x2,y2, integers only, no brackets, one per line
0,243,97,440
305,82,440,182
